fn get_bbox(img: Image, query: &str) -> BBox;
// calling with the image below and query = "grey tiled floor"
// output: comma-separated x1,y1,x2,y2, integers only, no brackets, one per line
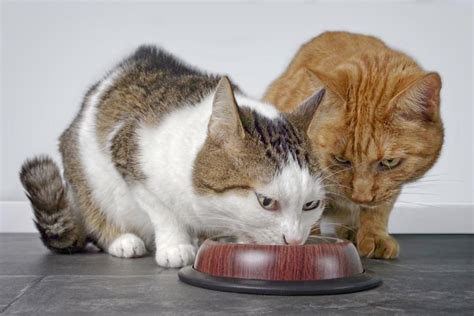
0,234,472,315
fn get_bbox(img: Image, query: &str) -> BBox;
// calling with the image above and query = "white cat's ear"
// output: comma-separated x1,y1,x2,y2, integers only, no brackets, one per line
208,76,245,145
290,88,326,132
390,72,442,121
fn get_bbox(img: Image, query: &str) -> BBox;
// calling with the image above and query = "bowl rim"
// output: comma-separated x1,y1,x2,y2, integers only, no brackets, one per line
203,235,349,247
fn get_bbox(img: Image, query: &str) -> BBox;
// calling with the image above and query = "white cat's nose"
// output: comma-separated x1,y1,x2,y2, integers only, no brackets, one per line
283,235,304,245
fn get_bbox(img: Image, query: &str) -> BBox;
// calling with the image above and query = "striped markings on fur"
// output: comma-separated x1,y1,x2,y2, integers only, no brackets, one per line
19,156,85,253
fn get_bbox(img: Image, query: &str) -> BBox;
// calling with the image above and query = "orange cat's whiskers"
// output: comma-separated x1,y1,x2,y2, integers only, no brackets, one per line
326,190,350,198
325,193,351,203
395,201,442,209
415,173,448,178
317,163,342,175
319,166,352,183
400,192,438,196
320,176,347,188
318,222,358,234
320,172,347,184
323,187,351,195
322,182,352,190
406,179,460,185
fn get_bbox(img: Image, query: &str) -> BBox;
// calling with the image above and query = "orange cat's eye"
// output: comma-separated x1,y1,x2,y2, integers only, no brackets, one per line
333,155,351,165
379,158,402,170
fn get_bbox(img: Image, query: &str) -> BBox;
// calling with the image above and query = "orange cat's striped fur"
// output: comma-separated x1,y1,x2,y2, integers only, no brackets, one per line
264,31,443,259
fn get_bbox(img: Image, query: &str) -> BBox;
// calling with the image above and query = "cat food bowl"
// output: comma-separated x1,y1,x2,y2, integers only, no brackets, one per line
178,236,382,295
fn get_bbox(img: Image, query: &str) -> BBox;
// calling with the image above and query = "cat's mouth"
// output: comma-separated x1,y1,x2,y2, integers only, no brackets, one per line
332,193,381,208
356,202,380,209
330,191,383,208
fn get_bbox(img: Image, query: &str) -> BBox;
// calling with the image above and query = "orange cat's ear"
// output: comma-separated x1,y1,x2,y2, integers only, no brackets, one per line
390,72,442,121
290,88,326,132
306,68,348,102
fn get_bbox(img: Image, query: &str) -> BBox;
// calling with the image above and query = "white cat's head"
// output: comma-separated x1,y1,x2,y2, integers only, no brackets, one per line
193,77,327,245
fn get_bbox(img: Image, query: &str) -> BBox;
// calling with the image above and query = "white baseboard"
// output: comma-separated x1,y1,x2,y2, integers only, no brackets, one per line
388,203,473,234
0,201,473,234
0,201,37,233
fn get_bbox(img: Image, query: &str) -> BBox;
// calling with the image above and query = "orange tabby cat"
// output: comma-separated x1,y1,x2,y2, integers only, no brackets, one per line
264,31,443,259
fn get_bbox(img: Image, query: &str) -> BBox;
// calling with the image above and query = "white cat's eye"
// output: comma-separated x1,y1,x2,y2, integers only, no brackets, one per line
333,155,351,165
302,200,321,211
256,193,279,211
379,158,401,170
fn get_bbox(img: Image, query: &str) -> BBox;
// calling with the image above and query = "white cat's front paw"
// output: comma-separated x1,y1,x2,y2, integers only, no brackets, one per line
155,244,196,268
108,233,147,258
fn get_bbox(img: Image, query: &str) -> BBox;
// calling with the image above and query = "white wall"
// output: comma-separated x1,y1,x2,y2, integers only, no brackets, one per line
1,0,473,233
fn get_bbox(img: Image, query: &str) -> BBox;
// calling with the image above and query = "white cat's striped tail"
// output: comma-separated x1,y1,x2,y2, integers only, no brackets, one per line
19,156,86,253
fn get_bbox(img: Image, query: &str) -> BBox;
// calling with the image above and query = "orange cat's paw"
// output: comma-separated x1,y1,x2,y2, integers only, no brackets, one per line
356,231,399,259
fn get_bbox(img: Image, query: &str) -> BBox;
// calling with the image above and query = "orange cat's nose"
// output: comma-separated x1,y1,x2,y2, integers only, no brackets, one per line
351,176,375,204
351,192,375,204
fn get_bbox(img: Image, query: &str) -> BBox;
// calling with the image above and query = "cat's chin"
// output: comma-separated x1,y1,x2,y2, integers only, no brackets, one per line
354,198,393,209
356,203,380,209
333,194,381,209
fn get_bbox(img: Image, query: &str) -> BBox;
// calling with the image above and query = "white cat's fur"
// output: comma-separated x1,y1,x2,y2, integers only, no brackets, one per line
78,69,325,267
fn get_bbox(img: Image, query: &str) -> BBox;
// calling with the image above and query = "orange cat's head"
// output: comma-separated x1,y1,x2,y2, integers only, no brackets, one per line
307,54,444,207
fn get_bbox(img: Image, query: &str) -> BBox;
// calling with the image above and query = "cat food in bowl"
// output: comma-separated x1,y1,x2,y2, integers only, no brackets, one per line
178,236,382,295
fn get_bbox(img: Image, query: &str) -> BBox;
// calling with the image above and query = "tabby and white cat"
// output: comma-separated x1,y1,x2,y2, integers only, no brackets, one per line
20,46,326,267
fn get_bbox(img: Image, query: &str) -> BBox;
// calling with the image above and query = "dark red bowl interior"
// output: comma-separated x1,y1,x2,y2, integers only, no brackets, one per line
194,236,363,281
